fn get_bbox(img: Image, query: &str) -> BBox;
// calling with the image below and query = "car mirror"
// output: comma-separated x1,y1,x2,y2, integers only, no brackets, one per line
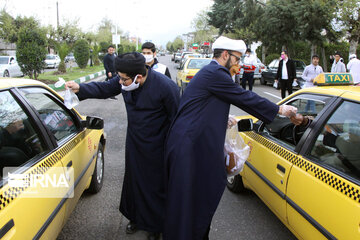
81,116,104,129
237,119,253,132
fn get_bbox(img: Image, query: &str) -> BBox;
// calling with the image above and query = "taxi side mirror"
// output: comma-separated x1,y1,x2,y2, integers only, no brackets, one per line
237,119,253,132
81,116,104,129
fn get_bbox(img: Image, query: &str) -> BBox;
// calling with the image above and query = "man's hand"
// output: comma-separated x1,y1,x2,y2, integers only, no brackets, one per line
279,105,297,118
229,64,240,77
65,81,80,93
290,114,304,125
108,72,112,78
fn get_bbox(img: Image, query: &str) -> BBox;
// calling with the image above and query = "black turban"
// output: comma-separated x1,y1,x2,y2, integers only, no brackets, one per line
115,52,145,74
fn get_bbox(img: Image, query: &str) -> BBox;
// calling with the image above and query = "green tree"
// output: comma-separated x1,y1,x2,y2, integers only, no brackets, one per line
56,42,70,73
74,39,90,69
0,10,40,43
172,36,184,51
337,0,360,55
16,27,47,79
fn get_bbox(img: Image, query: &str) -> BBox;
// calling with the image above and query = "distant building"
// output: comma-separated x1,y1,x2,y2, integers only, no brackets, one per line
0,39,16,55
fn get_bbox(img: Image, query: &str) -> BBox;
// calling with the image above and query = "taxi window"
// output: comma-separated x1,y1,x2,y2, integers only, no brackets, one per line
19,88,77,143
263,94,330,147
187,59,211,69
0,91,47,179
310,101,360,181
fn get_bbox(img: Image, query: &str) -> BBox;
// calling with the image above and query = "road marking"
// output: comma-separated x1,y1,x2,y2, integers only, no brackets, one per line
264,91,281,100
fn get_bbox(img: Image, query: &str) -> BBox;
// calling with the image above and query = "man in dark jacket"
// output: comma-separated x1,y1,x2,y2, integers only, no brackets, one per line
275,50,297,98
66,52,180,240
103,45,117,81
142,42,172,79
163,37,297,240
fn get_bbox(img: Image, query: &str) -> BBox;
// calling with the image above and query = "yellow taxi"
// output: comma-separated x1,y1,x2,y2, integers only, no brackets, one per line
229,73,360,240
0,79,106,239
176,57,211,94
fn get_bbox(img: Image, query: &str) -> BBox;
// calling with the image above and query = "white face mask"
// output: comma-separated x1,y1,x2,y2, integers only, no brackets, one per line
121,75,140,91
143,54,154,63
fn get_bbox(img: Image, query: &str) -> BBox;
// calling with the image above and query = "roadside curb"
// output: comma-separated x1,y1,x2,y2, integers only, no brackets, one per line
48,70,105,91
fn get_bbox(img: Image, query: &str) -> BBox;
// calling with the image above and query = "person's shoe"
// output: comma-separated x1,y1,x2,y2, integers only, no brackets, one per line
147,232,160,240
126,222,137,234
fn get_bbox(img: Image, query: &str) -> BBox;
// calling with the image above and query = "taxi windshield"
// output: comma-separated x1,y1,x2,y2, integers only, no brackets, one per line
187,59,212,69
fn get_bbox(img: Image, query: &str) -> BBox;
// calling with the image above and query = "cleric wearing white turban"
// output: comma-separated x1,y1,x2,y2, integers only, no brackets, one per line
164,36,297,240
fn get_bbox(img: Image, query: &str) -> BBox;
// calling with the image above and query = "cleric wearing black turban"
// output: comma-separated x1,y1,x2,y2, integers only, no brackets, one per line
65,52,180,240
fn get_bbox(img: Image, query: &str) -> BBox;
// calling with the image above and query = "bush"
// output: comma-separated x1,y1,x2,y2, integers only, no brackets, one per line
265,53,279,65
16,27,47,79
74,39,90,69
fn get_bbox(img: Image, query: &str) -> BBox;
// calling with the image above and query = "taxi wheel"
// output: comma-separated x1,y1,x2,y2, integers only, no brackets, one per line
226,174,245,193
88,142,104,193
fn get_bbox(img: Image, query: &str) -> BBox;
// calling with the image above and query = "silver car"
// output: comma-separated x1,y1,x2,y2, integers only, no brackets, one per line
0,56,23,77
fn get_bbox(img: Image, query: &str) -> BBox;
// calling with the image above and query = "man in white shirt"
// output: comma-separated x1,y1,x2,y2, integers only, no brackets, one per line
347,54,360,84
302,54,324,113
331,52,346,73
240,48,258,91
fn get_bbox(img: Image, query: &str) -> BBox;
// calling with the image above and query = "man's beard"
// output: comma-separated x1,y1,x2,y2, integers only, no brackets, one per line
225,57,232,70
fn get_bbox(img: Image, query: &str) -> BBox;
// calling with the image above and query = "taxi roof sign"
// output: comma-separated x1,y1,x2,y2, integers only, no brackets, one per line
313,73,353,86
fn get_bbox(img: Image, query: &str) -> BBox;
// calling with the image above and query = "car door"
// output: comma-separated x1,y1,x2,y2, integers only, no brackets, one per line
286,95,360,240
241,93,331,225
0,89,67,239
17,87,99,223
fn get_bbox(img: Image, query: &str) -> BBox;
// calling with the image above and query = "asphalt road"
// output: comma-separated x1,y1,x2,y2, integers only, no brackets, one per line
57,55,296,240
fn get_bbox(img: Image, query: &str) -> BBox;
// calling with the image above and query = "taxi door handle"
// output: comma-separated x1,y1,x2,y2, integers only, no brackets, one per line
0,219,14,238
277,164,286,174
67,161,73,169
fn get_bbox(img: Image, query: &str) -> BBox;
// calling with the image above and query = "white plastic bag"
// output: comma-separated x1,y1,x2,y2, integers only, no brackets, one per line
55,77,79,109
292,80,298,87
224,125,250,176
273,81,278,88
64,88,79,109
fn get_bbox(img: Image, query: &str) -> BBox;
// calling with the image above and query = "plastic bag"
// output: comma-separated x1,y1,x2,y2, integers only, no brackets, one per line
64,88,79,109
55,78,79,109
292,80,298,87
224,125,250,176
273,81,278,88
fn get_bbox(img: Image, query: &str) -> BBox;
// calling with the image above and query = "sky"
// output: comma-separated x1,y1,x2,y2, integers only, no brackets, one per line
1,0,214,47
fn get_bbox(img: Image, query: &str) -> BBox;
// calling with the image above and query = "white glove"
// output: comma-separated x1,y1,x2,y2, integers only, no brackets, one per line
279,105,297,118
227,115,238,129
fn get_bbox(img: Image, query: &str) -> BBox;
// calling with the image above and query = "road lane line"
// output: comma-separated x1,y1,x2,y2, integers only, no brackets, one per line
264,91,281,100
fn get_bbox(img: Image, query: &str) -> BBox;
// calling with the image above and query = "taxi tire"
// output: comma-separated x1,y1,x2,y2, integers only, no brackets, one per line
88,142,104,193
226,174,246,193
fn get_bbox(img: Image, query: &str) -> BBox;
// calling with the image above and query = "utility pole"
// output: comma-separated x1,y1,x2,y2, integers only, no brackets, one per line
56,1,59,29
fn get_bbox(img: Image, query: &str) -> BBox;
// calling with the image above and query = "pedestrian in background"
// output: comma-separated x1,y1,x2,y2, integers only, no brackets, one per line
331,52,346,73
103,45,117,81
163,36,297,240
142,42,172,79
66,52,180,240
240,48,257,91
347,54,360,84
301,54,323,113
275,50,297,99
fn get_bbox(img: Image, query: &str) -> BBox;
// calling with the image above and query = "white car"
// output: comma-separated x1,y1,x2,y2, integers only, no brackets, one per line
0,56,23,77
45,54,61,69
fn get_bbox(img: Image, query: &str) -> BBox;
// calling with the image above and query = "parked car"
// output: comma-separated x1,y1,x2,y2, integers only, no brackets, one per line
45,54,61,69
261,59,306,88
176,58,212,94
228,73,360,240
64,53,75,63
174,53,182,63
0,78,106,239
171,53,176,61
0,56,23,77
178,52,194,65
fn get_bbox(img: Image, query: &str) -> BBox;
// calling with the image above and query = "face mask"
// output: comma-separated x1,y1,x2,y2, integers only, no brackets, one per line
122,75,140,91
245,54,250,57
143,54,154,63
281,54,286,60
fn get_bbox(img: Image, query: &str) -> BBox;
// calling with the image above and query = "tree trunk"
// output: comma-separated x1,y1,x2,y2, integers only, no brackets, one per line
349,39,358,55
311,44,317,61
262,45,266,63
321,47,327,72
